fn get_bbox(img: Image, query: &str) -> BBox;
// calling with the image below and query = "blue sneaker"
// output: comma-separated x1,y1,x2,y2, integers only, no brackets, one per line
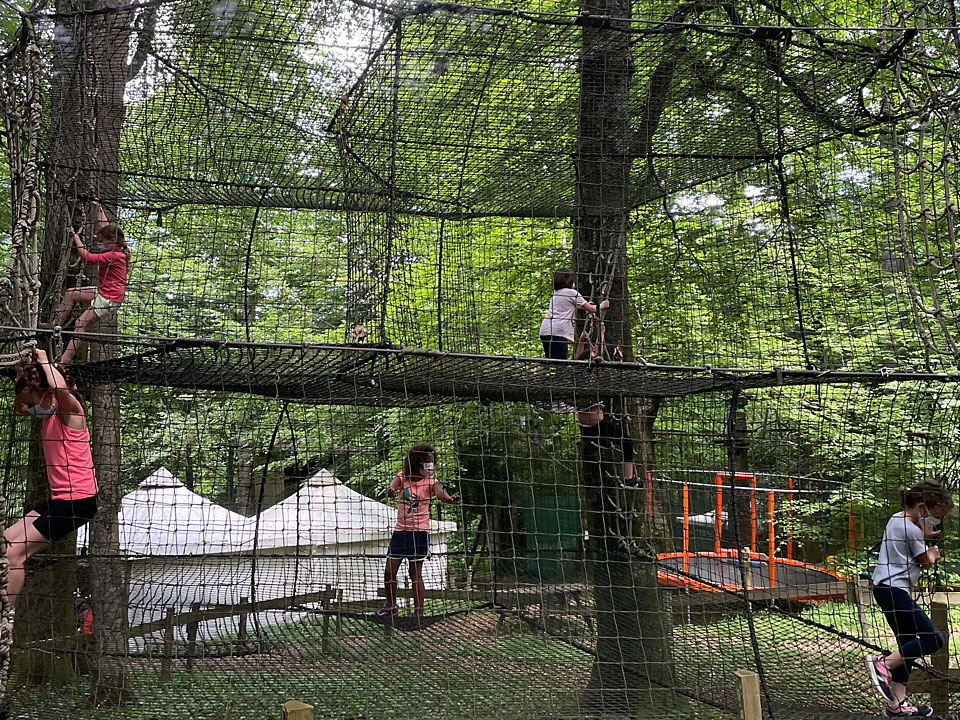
866,655,894,703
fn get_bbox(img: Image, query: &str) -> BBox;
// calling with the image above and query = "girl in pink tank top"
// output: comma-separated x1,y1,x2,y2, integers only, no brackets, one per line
4,350,98,606
46,200,132,365
377,444,459,619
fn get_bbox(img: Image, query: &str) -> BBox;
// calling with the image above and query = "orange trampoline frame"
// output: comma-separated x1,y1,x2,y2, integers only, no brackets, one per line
653,472,846,601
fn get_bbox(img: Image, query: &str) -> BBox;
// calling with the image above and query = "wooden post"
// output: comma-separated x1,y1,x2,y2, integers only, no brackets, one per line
282,700,314,720
321,586,331,655
931,596,950,712
185,601,201,671
735,669,762,720
335,589,343,641
741,547,753,591
846,579,870,639
238,596,249,643
160,606,175,682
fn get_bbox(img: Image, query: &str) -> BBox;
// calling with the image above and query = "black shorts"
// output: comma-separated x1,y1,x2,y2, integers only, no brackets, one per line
32,495,98,542
387,530,430,561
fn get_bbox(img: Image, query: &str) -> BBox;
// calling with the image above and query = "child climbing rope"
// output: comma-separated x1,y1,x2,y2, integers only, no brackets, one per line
539,268,608,359
867,481,954,718
377,444,459,618
52,200,131,365
4,349,98,607
573,324,640,489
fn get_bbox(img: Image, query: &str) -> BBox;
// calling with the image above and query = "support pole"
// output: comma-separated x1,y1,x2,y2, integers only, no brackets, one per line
786,478,794,560
714,473,723,555
766,491,775,588
848,497,856,556
750,475,757,554
682,483,690,576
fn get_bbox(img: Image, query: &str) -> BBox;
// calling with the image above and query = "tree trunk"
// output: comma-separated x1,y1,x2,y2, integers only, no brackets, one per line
73,3,136,706
573,0,673,710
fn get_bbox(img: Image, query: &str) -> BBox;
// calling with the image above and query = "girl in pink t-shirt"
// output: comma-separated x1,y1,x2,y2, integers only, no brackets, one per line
4,349,98,605
377,444,459,618
52,200,131,365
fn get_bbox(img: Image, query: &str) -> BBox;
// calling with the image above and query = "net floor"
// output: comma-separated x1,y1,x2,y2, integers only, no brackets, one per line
7,606,916,720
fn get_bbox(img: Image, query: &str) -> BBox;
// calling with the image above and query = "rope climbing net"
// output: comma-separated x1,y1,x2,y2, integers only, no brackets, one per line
0,0,958,718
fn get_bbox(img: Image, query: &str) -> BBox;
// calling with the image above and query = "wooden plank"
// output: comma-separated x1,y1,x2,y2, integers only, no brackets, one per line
735,669,762,720
377,587,484,602
282,700,314,720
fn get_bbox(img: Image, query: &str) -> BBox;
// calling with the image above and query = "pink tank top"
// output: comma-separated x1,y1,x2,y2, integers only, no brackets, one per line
42,405,98,500
394,473,436,532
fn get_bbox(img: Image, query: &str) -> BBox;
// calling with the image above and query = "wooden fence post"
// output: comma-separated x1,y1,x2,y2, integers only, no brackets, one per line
282,700,314,720
931,596,950,712
846,578,870,639
735,669,762,720
335,589,343,640
238,595,249,643
321,586,331,655
185,601,201,671
160,606,175,681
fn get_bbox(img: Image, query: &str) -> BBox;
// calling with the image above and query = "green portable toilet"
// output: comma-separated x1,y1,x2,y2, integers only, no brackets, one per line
524,494,580,581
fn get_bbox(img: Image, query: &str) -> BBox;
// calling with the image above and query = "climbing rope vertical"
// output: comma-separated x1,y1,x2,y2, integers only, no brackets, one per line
0,14,45,713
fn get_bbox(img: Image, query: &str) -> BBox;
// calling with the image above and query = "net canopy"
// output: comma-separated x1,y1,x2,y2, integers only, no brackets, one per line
2,0,960,719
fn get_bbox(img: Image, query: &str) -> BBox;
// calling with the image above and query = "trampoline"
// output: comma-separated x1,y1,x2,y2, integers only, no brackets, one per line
651,472,846,601
657,548,845,600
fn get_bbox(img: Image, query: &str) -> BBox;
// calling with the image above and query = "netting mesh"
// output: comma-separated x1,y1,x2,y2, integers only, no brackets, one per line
2,0,960,718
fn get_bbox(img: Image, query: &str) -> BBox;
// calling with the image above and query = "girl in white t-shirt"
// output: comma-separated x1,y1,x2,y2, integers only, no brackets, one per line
539,268,608,359
867,482,953,718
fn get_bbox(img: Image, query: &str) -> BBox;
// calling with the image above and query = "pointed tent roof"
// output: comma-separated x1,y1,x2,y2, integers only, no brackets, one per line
257,468,457,547
77,467,288,556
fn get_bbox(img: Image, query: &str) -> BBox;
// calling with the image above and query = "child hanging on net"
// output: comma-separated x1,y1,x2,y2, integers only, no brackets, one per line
377,444,459,618
573,324,640,489
867,481,954,718
539,268,608,360
4,349,98,608
52,200,131,365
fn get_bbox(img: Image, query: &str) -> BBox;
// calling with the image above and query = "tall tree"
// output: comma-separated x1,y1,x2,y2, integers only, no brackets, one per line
573,0,675,710
41,0,153,704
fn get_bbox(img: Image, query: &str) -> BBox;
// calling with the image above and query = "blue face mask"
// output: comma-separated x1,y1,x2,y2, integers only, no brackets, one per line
27,404,55,419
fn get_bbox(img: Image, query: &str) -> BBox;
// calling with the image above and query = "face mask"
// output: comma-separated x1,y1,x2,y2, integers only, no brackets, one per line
27,404,55,419
922,515,941,530
422,462,435,474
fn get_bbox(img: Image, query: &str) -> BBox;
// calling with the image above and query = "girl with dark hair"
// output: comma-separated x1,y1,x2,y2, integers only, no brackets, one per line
4,349,98,605
52,200,131,365
867,481,954,717
539,267,608,360
377,444,459,618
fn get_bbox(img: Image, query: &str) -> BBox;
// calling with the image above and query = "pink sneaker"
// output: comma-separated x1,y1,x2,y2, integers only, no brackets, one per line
866,655,894,703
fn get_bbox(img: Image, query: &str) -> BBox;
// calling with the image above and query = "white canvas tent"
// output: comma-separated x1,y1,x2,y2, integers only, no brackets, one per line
79,467,457,646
